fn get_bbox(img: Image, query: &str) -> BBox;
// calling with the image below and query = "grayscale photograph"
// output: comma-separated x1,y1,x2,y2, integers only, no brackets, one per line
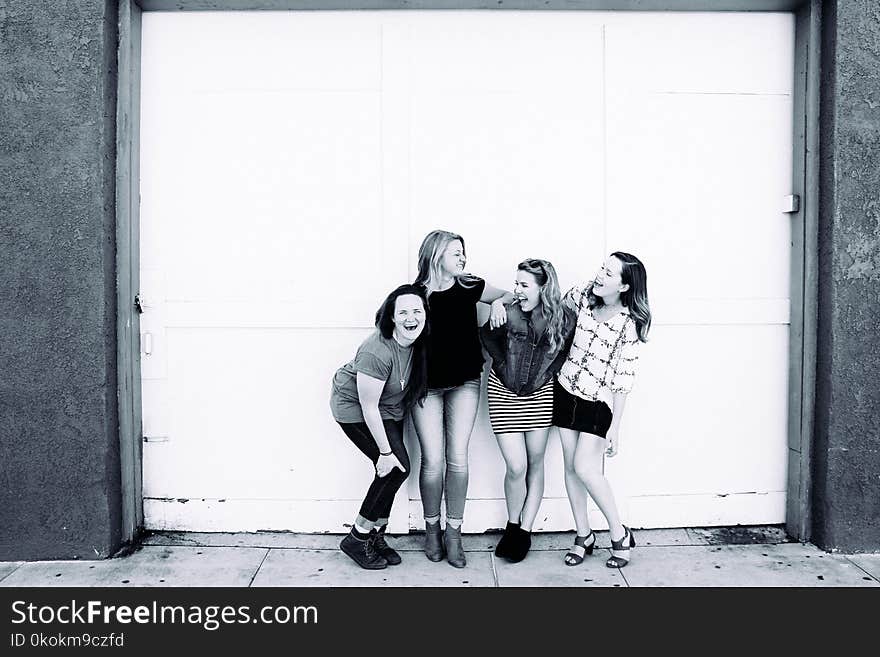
1,0,878,607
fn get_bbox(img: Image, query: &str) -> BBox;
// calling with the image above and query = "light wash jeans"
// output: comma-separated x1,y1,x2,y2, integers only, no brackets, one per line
411,378,481,521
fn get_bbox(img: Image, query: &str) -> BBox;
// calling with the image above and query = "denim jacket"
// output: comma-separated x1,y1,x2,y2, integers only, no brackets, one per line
480,302,577,396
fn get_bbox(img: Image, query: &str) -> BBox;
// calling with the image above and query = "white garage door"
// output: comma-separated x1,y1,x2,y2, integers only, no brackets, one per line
139,11,794,533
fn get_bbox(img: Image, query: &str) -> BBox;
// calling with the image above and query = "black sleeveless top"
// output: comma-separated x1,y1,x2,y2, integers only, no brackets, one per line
424,278,486,389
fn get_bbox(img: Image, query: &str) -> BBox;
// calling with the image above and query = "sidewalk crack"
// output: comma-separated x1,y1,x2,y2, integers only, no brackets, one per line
490,553,499,587
844,557,880,585
0,564,23,585
248,549,271,587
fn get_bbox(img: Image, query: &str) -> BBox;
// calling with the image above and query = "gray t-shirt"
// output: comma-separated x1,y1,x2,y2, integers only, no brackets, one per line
330,330,414,423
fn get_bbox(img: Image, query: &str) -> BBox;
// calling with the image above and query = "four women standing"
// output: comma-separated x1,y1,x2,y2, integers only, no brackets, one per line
330,234,651,572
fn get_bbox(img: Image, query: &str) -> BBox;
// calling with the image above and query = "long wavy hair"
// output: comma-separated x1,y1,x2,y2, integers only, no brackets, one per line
414,229,482,294
589,251,652,343
374,284,430,408
517,258,568,352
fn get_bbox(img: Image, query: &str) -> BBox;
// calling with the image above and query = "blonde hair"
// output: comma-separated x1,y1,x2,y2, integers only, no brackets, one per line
517,258,568,352
414,230,481,294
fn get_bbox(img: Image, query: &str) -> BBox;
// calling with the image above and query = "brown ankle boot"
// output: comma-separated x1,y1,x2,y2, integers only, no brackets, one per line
444,524,466,568
424,521,445,562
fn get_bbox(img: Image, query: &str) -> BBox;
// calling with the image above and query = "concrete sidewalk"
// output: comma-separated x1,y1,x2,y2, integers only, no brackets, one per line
2,526,878,587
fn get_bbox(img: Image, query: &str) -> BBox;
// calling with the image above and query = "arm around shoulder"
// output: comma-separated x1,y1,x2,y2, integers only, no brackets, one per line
479,281,509,304
480,319,508,367
480,281,513,328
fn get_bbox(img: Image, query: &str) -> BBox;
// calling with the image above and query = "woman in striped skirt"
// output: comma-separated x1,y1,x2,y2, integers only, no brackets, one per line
479,259,576,563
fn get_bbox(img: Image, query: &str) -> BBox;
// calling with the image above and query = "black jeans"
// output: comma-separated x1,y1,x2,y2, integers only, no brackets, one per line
338,418,411,523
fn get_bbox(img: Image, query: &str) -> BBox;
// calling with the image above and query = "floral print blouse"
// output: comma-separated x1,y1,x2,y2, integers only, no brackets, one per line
556,284,641,411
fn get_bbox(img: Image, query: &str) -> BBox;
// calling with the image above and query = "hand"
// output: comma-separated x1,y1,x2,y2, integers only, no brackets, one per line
489,299,508,329
376,453,405,478
604,428,620,458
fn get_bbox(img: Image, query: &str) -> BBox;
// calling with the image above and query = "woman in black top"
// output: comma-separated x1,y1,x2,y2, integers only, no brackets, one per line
412,229,511,568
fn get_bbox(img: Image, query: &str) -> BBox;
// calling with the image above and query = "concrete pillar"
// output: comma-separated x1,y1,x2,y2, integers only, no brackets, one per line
814,0,880,552
0,1,121,559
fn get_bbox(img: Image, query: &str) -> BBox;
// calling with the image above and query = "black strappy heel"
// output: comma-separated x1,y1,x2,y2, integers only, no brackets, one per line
606,525,635,568
564,531,596,566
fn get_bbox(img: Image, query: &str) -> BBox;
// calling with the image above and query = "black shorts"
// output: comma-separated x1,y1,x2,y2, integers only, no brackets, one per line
552,378,613,438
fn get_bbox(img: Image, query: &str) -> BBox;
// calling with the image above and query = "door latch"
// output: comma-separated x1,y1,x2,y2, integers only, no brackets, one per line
134,294,144,314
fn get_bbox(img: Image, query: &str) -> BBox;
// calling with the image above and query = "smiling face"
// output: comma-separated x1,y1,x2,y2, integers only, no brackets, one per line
592,256,629,299
513,270,542,312
439,239,466,277
392,294,426,342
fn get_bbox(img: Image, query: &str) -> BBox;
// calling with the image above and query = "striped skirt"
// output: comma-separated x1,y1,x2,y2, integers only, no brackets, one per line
487,370,555,435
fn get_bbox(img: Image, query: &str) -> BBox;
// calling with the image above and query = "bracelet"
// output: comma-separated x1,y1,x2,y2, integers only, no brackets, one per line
379,450,392,456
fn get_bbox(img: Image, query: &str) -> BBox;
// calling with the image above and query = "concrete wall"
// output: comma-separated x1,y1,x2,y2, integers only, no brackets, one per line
814,0,880,552
0,1,121,560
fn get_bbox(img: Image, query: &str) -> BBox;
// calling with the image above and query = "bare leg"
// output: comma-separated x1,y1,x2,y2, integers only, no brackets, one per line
520,428,550,531
558,427,592,536
495,432,527,523
573,432,624,541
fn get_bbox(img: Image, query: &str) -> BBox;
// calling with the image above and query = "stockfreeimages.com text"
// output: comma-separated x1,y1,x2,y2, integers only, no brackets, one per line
11,600,317,631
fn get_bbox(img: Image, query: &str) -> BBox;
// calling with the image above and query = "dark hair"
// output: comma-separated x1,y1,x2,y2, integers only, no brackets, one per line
374,284,431,408
590,252,652,343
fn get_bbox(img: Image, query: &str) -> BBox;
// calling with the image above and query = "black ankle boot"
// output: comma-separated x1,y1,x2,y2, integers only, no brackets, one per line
506,526,532,563
494,521,520,559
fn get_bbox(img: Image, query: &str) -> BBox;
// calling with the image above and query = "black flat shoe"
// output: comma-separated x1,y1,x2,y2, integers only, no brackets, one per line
505,526,532,563
494,521,519,560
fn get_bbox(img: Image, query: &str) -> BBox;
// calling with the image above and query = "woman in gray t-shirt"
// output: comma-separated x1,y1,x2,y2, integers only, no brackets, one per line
329,284,430,570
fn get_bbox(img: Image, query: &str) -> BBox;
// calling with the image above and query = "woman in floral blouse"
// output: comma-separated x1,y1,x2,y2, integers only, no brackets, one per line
553,252,651,569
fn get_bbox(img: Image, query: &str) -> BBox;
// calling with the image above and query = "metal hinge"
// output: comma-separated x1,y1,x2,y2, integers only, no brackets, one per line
134,294,144,314
783,195,800,213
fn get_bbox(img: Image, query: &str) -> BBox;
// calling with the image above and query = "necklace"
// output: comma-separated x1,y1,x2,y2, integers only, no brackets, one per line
392,340,413,391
